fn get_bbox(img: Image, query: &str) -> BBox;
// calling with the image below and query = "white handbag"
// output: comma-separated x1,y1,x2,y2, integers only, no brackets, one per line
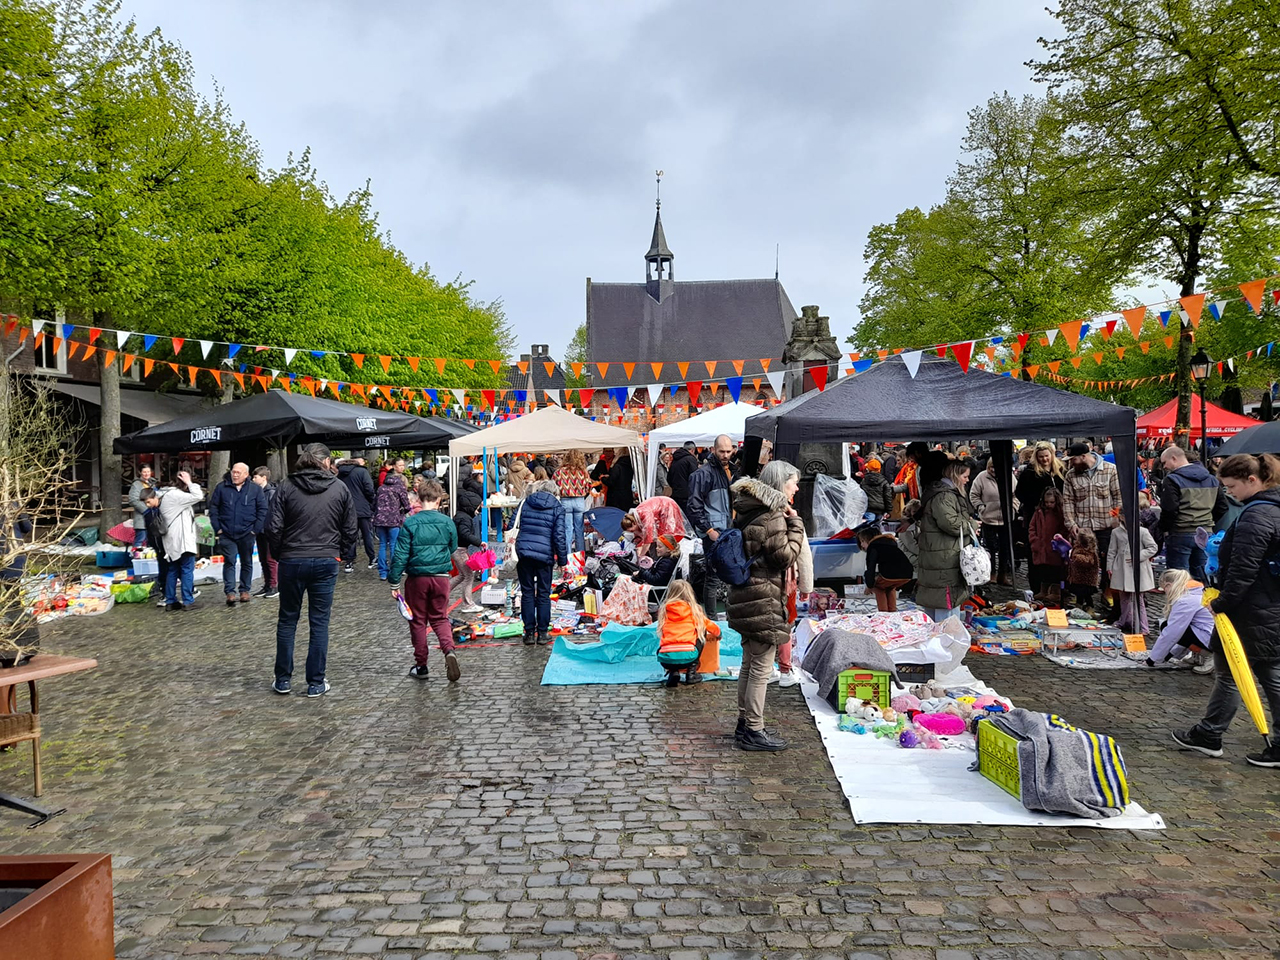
501,502,524,574
959,525,992,587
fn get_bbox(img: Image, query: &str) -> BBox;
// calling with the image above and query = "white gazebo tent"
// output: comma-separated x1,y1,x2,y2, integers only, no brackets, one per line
643,401,764,496
447,405,644,536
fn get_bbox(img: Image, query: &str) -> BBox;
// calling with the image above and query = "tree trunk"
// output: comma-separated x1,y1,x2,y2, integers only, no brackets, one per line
207,376,236,486
97,309,123,539
1172,225,1204,452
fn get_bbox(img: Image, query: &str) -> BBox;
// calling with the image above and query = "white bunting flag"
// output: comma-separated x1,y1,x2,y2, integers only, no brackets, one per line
765,370,786,399
645,383,664,406
115,329,131,349
452,388,467,407
1045,329,1059,346
545,390,561,406
283,348,297,365
1178,308,1190,326
901,350,923,378
199,340,213,359
31,318,45,336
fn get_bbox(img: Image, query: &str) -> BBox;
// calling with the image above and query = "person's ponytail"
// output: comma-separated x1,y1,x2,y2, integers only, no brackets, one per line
1219,453,1280,488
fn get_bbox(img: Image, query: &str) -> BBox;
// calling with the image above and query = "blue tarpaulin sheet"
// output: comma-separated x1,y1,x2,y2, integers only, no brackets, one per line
540,621,743,685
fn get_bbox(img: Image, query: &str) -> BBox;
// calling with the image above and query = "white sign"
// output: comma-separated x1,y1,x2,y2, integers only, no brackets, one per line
190,426,222,444
355,417,378,431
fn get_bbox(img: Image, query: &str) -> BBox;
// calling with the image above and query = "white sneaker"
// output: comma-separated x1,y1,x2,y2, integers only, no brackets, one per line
777,670,802,688
462,604,484,614
1191,651,1215,675
766,666,782,684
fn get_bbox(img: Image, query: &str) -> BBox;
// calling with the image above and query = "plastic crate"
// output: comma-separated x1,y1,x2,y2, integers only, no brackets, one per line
131,558,160,577
96,549,129,568
894,662,935,685
834,669,891,712
977,718,1022,798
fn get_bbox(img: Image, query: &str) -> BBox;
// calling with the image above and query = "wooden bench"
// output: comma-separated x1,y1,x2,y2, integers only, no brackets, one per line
0,655,97,801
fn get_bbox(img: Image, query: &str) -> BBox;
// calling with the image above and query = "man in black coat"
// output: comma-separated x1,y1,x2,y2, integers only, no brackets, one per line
667,441,700,515
337,454,377,571
209,462,268,605
266,443,357,699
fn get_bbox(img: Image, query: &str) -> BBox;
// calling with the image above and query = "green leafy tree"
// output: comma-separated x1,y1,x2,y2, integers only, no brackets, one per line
1032,0,1280,446
563,322,589,388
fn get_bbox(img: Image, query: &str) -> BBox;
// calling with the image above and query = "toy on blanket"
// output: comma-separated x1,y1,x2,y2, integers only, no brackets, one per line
914,712,967,736
873,717,907,739
849,700,883,721
891,693,921,713
837,714,868,734
910,679,946,700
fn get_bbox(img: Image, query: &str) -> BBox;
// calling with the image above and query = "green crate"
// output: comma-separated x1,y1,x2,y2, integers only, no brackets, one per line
977,718,1021,798
835,669,891,712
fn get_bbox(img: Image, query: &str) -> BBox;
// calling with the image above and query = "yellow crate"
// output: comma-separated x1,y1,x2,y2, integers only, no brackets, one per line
835,669,891,712
977,718,1021,799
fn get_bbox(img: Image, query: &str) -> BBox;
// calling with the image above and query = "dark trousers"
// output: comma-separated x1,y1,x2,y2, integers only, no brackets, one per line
255,532,278,589
1195,648,1280,739
219,532,256,595
357,516,376,564
517,557,553,635
980,524,1012,578
1164,532,1206,583
1093,528,1113,591
274,558,338,685
702,535,724,616
404,575,455,666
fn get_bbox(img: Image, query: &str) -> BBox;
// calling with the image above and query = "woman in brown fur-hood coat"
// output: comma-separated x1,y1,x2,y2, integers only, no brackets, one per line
726,473,807,647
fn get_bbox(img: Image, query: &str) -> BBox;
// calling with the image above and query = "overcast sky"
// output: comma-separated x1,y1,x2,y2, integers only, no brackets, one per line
124,0,1057,359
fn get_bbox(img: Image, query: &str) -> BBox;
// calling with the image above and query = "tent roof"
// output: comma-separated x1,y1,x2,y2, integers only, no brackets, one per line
114,389,469,453
448,404,640,457
1216,419,1280,456
745,356,1136,444
51,381,206,426
649,401,762,446
1136,394,1260,438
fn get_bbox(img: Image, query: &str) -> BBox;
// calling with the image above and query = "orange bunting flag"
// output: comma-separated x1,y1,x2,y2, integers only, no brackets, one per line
279,377,292,393
328,382,341,398
760,358,772,372
1164,336,1175,350
233,371,245,389
1122,306,1146,338
65,341,78,360
752,377,761,391
1047,360,1062,374
82,345,96,362
1180,293,1206,329
143,358,154,377
351,353,365,368
544,361,557,379
210,369,221,387
1139,341,1151,354
650,362,663,379
984,345,997,363
1093,352,1104,365
378,355,392,373
1115,347,1126,361
517,360,528,375
877,350,889,360
167,362,180,376
489,359,502,375
463,359,476,370
1239,278,1266,314
1059,320,1084,352
1038,336,1048,347
406,357,420,372
623,362,635,380
1070,357,1083,369
103,350,117,368
570,362,584,379
732,360,745,376
31,332,43,350
431,358,445,375
701,361,715,379
677,361,690,379
303,378,317,396
188,365,198,386
17,327,28,345
850,352,861,362
595,362,609,378
1025,364,1040,378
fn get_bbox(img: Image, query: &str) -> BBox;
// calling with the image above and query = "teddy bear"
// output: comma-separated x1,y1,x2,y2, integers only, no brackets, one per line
910,680,946,701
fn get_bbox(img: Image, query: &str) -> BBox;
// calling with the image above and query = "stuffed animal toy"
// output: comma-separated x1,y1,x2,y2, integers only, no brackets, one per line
910,680,946,700
891,694,921,713
918,696,953,714
852,700,883,722
972,695,1010,712
881,707,898,723
915,712,967,736
874,717,907,739
939,700,975,722
898,728,920,748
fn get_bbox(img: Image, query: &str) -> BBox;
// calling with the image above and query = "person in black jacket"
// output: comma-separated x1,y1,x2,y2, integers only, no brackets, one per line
252,467,279,599
1174,453,1280,768
667,442,699,515
208,462,268,606
266,443,357,698
602,447,637,511
451,482,486,611
337,455,377,571
514,479,569,645
858,526,914,612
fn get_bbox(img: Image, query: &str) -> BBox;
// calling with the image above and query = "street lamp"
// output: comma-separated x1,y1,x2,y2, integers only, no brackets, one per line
1190,348,1212,463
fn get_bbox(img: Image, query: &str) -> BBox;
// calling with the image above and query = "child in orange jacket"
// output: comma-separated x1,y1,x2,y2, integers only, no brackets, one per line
655,580,721,688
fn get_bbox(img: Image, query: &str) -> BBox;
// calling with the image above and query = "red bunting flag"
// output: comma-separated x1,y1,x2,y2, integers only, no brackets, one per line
578,388,593,408
686,380,703,405
811,366,829,391
951,341,974,373
88,327,101,344
481,389,496,409
935,346,947,358
172,337,184,354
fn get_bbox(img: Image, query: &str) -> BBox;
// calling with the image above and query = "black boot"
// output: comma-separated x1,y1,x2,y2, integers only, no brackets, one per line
665,671,680,688
734,717,746,741
737,728,788,752
522,632,535,645
536,632,551,645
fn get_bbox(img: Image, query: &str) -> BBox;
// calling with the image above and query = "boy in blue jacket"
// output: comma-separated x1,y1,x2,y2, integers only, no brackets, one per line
389,479,461,682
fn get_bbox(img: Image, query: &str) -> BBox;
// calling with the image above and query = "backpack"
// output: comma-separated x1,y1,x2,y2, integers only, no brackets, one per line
708,505,771,587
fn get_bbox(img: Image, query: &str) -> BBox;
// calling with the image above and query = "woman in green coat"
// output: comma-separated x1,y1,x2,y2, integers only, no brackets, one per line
916,456,976,621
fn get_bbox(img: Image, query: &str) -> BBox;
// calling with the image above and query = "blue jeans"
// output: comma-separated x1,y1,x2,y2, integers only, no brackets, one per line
219,532,256,595
274,558,338,685
376,526,400,579
561,496,589,553
517,557,553,635
134,527,147,549
165,553,195,606
1165,532,1206,582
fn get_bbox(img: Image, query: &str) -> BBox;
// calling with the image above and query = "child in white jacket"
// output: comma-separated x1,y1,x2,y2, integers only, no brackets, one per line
1106,513,1158,634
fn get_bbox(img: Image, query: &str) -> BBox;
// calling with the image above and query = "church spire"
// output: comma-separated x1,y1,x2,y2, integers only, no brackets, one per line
645,170,673,282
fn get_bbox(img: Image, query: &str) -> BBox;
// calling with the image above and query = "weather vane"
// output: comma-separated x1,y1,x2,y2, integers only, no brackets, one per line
655,169,663,209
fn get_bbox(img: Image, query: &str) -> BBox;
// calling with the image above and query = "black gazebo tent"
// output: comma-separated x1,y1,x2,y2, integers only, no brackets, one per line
114,389,475,454
745,356,1141,586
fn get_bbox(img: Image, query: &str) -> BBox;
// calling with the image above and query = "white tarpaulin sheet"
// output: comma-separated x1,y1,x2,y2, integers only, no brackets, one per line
800,668,1165,830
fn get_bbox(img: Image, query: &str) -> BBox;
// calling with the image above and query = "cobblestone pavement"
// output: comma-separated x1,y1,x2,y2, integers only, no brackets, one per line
2,569,1278,960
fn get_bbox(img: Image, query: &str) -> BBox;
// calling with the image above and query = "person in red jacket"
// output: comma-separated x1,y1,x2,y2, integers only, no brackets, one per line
655,580,721,688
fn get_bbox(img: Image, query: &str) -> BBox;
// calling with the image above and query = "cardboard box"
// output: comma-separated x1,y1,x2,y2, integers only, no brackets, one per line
480,585,506,606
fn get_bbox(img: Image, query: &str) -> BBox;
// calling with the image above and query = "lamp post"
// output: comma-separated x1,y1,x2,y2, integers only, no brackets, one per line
1190,348,1212,463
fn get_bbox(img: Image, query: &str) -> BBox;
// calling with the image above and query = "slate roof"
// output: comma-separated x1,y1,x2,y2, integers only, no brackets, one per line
507,356,568,396
586,278,798,387
646,210,673,260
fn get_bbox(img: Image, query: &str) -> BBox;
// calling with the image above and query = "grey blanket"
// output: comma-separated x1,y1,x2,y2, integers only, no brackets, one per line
802,628,901,701
973,708,1128,819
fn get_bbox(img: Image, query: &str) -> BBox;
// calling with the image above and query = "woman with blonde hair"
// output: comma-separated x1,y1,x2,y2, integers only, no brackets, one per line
656,579,721,687
553,449,593,552
1016,441,1066,594
1147,569,1214,673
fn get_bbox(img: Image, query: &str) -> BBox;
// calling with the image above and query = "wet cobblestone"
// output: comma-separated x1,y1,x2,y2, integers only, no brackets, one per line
1,569,1278,958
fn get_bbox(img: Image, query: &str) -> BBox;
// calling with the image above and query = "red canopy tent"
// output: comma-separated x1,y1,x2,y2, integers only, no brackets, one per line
1136,394,1260,438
